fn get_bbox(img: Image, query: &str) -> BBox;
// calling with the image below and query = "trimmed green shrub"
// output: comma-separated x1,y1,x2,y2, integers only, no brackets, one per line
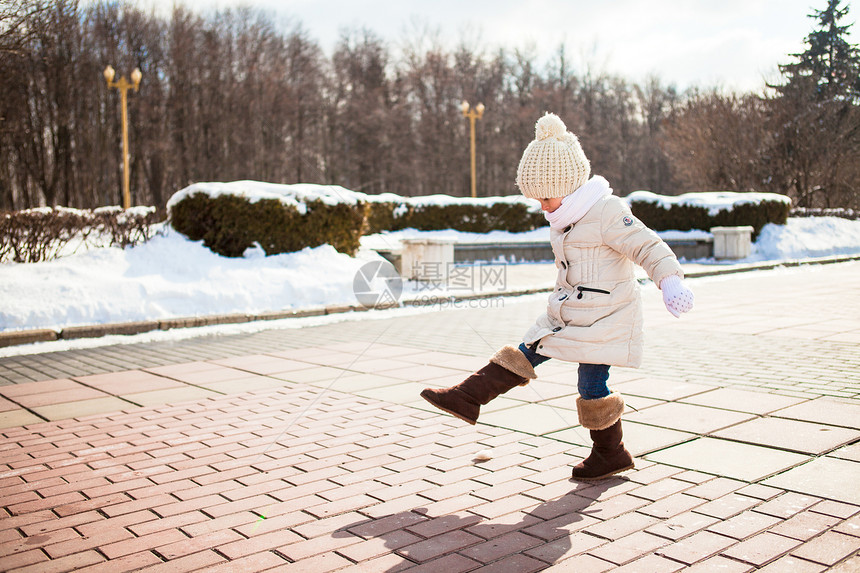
169,192,366,257
365,201,404,235
628,192,791,239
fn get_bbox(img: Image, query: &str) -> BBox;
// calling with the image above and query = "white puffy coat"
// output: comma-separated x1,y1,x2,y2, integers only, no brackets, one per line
523,194,682,367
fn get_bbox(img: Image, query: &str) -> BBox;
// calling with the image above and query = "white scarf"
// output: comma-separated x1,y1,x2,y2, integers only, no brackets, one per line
544,176,613,231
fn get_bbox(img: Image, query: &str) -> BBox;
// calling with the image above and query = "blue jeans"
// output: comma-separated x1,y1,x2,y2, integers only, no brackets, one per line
518,342,611,400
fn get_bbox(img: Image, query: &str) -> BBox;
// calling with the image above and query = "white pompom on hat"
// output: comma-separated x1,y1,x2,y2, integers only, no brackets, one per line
516,113,591,199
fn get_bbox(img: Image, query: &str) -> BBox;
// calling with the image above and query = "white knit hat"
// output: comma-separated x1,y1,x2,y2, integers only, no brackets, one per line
516,113,591,199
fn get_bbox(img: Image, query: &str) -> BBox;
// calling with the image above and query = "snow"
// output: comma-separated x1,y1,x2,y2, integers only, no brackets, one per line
169,181,788,218
752,216,860,260
650,229,714,242
2,183,860,357
167,181,538,217
3,215,858,338
360,227,550,251
627,190,791,216
0,225,369,332
166,181,367,215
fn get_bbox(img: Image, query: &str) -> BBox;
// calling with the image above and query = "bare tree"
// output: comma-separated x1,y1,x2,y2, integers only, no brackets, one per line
329,29,393,193
634,76,678,194
399,41,461,196
662,91,769,194
10,2,856,214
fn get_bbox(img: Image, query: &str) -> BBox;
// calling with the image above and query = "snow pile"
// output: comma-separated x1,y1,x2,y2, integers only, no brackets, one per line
626,190,791,216
0,225,369,332
752,217,860,260
654,229,714,242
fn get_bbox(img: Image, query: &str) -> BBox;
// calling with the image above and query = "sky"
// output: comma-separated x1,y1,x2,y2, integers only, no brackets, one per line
149,0,859,93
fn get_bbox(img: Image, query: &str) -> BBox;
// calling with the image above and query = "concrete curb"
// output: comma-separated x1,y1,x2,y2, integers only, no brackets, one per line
1,254,858,349
681,253,860,278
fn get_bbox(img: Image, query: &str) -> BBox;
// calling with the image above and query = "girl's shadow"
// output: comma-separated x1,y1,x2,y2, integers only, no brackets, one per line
332,476,631,571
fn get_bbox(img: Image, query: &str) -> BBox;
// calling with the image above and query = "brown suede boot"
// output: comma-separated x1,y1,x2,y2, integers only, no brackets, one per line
571,392,634,481
420,345,536,425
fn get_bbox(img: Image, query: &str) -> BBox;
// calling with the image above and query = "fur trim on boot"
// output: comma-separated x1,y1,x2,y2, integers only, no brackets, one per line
576,392,625,430
489,345,537,383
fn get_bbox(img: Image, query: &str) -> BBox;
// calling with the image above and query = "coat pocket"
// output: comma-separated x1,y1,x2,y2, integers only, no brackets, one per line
576,286,611,299
559,285,615,327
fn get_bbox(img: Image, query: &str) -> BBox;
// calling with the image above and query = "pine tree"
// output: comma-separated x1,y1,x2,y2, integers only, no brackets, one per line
765,0,860,209
777,0,860,101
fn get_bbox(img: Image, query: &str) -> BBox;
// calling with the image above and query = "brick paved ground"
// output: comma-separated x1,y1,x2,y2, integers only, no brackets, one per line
0,261,859,571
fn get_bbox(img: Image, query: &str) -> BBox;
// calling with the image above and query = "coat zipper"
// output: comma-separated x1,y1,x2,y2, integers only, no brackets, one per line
577,286,611,299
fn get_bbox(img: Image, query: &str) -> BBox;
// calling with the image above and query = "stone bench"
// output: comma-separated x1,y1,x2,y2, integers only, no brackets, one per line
375,241,554,275
399,238,456,280
454,241,554,264
711,226,754,259
664,237,714,260
373,226,753,277
455,237,721,263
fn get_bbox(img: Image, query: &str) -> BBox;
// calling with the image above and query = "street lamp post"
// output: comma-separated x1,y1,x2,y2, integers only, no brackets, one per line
103,65,142,209
460,100,485,198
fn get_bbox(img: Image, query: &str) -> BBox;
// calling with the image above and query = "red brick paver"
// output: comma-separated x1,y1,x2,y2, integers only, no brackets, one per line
2,373,857,571
1,262,860,571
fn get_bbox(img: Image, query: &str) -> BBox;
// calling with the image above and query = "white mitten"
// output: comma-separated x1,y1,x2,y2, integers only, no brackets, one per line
660,275,694,318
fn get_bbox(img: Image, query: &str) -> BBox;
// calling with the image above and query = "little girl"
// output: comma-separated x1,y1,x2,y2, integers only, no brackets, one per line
421,113,694,481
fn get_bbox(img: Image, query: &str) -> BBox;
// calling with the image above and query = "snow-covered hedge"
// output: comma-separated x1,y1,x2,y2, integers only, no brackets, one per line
0,206,159,264
167,181,546,257
790,206,858,220
165,181,795,258
365,193,545,234
167,182,367,257
627,191,791,237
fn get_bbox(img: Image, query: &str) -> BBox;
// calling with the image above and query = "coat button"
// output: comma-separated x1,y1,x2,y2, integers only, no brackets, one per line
552,326,562,332
559,294,568,301
560,261,567,269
